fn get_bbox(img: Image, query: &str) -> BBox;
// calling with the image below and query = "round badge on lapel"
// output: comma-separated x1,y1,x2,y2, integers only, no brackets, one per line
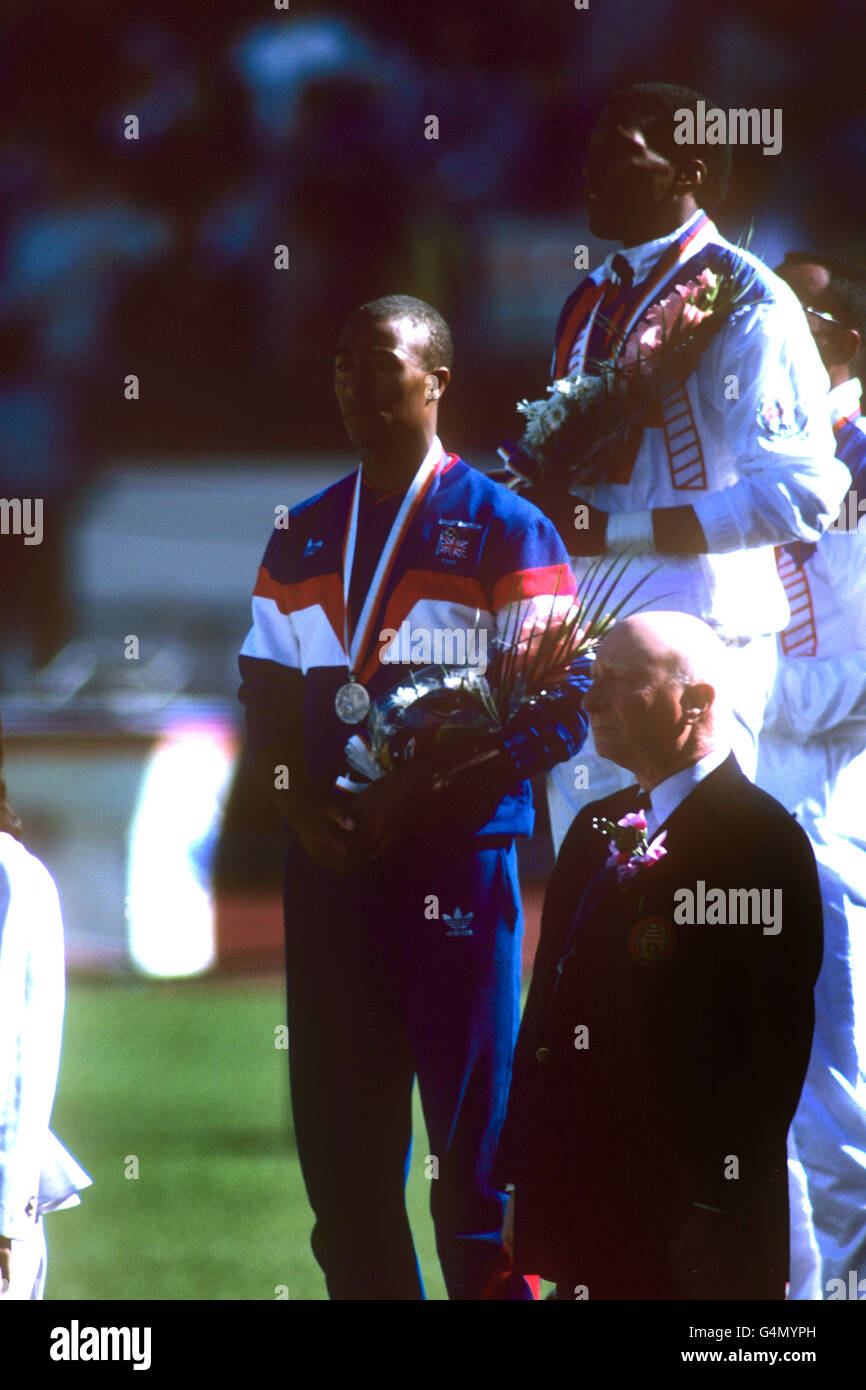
627,916,676,965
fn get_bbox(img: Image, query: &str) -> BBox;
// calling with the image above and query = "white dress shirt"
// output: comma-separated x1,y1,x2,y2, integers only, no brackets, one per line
643,744,731,839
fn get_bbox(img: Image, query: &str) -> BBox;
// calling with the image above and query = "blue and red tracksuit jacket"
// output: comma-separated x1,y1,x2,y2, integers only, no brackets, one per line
238,451,591,840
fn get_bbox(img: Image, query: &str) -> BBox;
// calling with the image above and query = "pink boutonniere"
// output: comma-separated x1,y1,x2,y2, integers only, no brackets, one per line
593,810,668,884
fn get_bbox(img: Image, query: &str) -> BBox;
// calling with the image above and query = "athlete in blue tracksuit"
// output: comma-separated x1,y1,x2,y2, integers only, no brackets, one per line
238,296,590,1299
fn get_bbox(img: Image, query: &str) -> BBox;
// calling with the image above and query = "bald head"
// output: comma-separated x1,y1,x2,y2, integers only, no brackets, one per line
584,612,731,788
614,612,731,700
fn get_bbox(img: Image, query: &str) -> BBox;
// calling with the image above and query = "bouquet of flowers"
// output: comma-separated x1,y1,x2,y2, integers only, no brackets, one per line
499,250,759,492
338,551,652,789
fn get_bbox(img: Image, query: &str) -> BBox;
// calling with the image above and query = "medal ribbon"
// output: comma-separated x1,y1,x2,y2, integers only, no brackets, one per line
566,212,711,376
341,436,444,679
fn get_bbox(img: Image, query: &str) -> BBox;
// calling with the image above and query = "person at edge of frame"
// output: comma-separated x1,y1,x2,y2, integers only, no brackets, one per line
0,713,92,1301
757,251,866,1299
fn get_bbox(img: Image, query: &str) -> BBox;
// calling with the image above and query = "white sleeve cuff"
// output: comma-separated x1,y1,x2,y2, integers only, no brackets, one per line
606,509,655,552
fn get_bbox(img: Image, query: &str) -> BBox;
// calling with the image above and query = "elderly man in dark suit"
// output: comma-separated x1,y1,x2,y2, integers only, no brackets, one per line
494,611,822,1300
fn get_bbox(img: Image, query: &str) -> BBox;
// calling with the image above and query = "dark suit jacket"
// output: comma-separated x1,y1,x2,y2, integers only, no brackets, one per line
495,755,822,1298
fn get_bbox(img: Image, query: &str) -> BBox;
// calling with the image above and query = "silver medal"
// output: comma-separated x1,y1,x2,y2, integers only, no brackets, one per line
335,680,371,725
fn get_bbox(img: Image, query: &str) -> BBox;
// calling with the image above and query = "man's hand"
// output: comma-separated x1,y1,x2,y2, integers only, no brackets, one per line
0,1236,11,1295
509,610,586,668
287,795,359,875
350,761,431,860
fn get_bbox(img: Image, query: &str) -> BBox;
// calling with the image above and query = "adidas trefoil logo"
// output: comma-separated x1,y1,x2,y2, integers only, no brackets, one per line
444,907,474,937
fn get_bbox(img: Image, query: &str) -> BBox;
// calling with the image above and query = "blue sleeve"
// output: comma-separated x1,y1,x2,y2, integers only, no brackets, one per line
498,655,592,778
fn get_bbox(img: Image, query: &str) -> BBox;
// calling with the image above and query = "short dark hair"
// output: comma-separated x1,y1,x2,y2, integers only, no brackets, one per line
0,714,23,841
353,294,453,370
781,252,866,346
602,82,733,211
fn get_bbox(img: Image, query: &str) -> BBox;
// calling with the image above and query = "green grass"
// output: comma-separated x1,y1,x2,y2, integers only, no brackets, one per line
47,978,448,1301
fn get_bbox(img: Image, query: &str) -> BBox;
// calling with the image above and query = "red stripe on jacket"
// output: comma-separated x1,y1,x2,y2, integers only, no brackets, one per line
490,562,577,614
253,567,344,645
554,283,607,379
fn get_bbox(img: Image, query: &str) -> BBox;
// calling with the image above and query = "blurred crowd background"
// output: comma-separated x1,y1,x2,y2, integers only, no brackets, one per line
1,0,864,972
4,0,864,465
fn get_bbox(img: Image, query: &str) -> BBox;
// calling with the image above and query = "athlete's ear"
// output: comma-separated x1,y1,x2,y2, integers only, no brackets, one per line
840,326,861,368
674,157,706,194
425,369,450,401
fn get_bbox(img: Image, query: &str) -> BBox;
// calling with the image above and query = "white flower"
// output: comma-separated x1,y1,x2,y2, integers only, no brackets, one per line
391,685,420,709
545,396,569,428
516,373,606,454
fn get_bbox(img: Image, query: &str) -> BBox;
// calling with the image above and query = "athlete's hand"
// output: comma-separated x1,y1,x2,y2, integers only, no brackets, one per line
351,761,430,860
288,796,358,875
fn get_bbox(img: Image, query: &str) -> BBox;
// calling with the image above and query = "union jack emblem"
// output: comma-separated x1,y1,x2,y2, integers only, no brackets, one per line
435,525,469,561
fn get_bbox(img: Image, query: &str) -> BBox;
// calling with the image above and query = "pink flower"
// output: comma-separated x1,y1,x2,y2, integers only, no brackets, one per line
644,831,668,864
618,270,718,375
607,829,668,883
673,267,719,313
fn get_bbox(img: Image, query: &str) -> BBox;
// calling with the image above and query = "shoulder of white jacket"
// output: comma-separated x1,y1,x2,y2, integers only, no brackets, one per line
730,245,804,314
0,833,61,909
697,224,789,301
